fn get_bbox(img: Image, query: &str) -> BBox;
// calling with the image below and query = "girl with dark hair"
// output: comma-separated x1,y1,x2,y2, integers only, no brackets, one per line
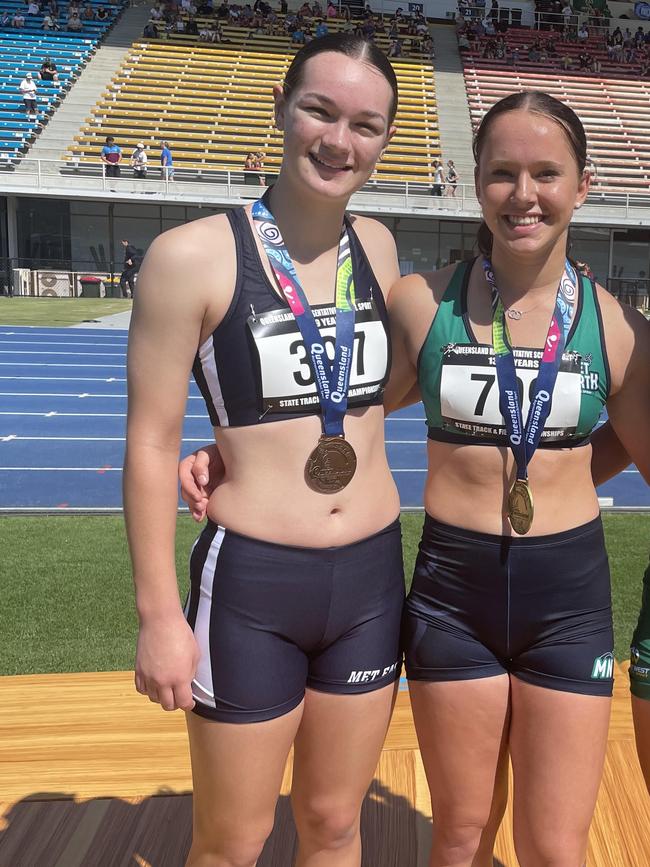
386,90,650,865
125,34,409,867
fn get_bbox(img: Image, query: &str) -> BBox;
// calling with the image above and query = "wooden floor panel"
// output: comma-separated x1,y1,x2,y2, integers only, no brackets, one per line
0,666,648,865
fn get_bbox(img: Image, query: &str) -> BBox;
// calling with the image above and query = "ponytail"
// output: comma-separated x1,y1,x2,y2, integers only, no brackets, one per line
476,221,493,258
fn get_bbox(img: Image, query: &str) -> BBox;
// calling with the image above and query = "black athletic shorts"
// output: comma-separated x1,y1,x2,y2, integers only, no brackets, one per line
184,518,404,723
403,515,614,697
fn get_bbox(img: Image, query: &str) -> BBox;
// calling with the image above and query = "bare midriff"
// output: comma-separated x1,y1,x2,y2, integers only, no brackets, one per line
424,438,599,537
206,405,400,547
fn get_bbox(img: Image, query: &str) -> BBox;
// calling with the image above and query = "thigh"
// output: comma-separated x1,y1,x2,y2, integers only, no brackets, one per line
308,519,404,695
409,676,510,823
185,522,321,723
186,702,302,842
509,678,610,856
291,682,398,815
632,696,650,794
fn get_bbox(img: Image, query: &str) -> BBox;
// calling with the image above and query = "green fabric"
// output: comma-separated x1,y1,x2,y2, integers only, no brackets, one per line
630,564,650,701
418,259,609,441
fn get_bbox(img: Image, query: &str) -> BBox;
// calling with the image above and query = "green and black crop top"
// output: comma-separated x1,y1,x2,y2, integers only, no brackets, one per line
418,259,610,448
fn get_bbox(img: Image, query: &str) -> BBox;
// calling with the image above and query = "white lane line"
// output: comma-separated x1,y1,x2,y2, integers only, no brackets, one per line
0,377,127,382
385,417,425,422
0,467,123,471
0,350,127,356
0,411,210,418
0,341,127,347
0,392,204,399
1,436,210,442
0,362,126,368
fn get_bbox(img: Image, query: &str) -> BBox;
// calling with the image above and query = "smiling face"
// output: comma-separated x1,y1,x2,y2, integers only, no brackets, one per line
274,51,396,203
475,109,589,264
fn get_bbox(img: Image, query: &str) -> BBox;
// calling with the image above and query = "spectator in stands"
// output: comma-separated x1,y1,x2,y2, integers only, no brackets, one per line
423,34,434,57
174,14,186,31
39,57,59,82
198,22,212,39
444,159,459,196
577,22,588,42
326,0,336,16
431,159,444,196
388,36,403,56
151,3,163,18
119,239,139,298
97,6,108,20
144,20,159,37
315,19,328,37
12,10,26,26
489,0,498,22
82,2,94,19
457,31,470,51
186,14,199,34
19,72,37,116
131,143,148,179
68,11,83,30
528,43,541,62
292,26,306,43
561,50,573,69
101,135,122,177
42,12,60,29
591,55,601,73
0,11,10,26
160,140,174,180
254,151,266,185
27,0,41,15
483,37,496,58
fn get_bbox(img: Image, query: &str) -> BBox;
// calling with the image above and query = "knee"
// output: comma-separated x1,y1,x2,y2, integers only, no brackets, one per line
514,828,588,867
431,813,490,864
293,796,360,850
188,820,273,867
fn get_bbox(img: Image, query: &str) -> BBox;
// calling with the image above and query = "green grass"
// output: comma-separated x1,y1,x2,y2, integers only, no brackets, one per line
0,513,648,676
0,297,132,326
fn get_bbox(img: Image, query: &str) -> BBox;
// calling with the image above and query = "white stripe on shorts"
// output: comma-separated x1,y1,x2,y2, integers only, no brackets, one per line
191,525,226,709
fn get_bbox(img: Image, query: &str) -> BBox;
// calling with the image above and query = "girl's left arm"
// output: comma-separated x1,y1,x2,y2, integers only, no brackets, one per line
604,300,650,484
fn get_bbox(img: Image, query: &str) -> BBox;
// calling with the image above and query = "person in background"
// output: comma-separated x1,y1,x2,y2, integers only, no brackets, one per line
101,135,122,178
131,142,148,179
19,72,37,117
39,57,59,83
119,239,140,298
444,159,460,197
160,140,174,181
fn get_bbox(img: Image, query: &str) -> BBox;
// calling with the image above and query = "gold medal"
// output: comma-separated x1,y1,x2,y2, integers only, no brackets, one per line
305,435,357,494
508,479,534,535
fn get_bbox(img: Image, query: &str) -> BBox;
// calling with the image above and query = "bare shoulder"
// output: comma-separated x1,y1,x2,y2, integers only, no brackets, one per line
389,263,457,313
140,213,234,283
347,213,396,248
346,214,399,294
135,213,236,324
388,264,458,357
595,282,650,391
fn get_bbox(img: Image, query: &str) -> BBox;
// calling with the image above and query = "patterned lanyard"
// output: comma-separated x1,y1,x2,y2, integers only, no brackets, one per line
251,196,356,438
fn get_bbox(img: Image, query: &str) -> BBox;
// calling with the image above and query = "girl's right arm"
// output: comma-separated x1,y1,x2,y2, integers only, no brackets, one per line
124,219,234,711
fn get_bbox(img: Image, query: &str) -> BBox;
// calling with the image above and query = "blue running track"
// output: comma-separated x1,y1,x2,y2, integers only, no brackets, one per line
0,325,648,510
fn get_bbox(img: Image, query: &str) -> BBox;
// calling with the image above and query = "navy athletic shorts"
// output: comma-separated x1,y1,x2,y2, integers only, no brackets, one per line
184,518,404,723
403,515,614,697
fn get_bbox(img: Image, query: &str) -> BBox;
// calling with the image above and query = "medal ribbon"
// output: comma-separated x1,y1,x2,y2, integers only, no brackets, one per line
482,257,577,482
252,196,356,437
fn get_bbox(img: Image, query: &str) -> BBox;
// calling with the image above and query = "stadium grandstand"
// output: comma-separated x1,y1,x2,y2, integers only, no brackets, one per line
0,0,648,306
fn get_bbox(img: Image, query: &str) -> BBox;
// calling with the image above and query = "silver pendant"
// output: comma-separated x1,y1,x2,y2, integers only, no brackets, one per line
506,308,523,320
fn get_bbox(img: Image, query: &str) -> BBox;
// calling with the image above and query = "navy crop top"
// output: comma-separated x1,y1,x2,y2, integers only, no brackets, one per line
192,206,391,428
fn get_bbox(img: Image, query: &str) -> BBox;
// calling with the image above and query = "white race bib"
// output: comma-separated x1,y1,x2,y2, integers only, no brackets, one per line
247,300,388,414
439,343,582,441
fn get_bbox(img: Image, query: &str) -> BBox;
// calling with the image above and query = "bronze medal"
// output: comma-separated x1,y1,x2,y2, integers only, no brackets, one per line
508,479,534,535
305,436,357,494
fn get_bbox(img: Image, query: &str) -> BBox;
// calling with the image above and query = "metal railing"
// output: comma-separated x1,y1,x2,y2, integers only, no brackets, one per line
2,158,650,217
456,3,648,34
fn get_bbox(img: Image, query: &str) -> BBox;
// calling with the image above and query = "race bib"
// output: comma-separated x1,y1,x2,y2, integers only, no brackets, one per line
440,343,582,441
247,300,388,413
